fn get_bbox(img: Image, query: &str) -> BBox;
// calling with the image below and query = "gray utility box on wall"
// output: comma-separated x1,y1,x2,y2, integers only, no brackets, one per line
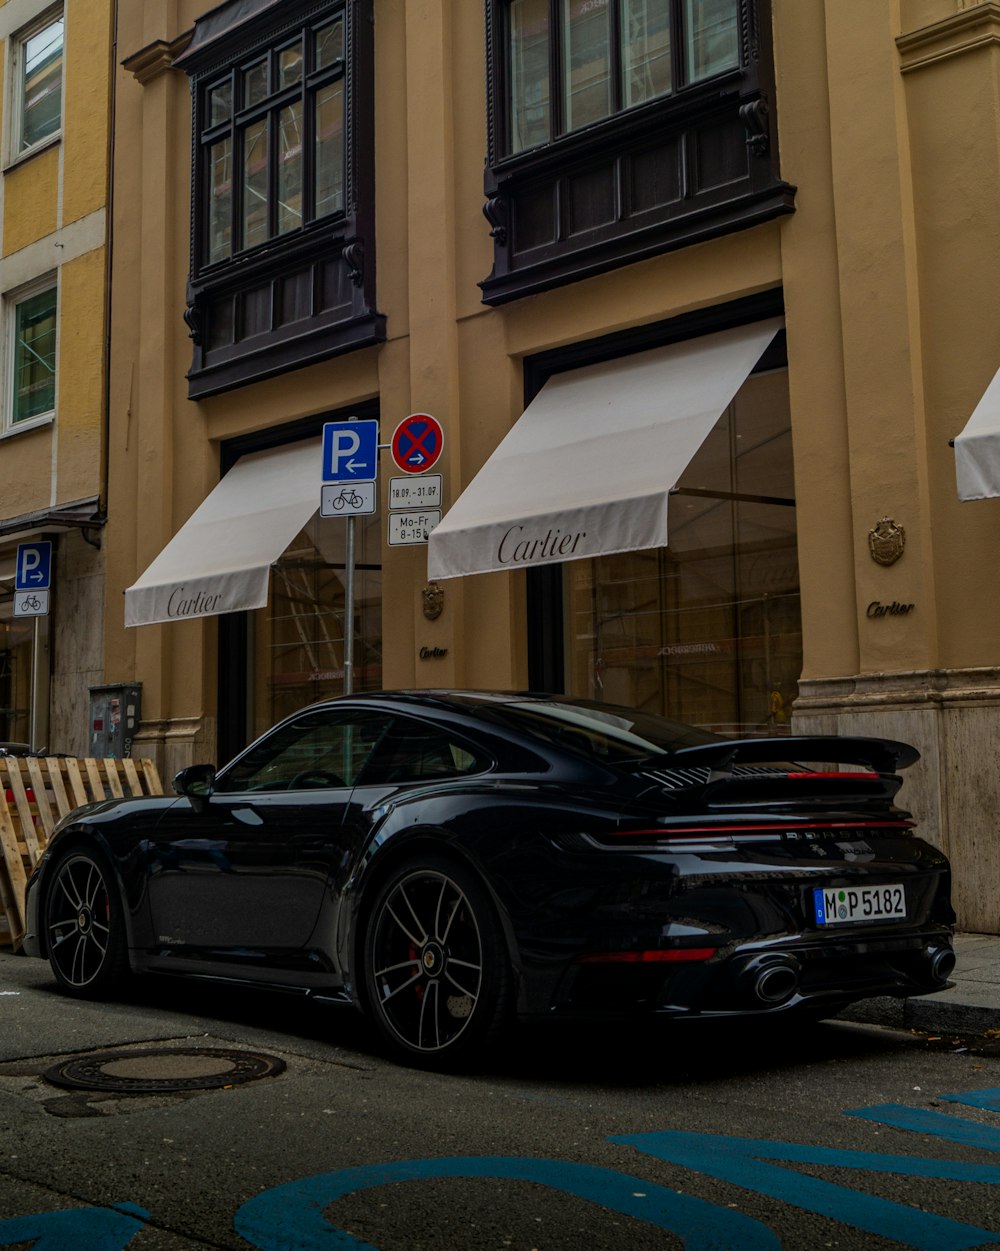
89,685,141,758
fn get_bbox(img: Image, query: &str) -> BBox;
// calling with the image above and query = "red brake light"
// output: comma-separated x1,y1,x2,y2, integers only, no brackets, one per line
610,821,914,838
577,948,716,964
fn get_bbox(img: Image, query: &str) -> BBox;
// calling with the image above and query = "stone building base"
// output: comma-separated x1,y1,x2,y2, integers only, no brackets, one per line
794,669,1000,934
131,716,217,791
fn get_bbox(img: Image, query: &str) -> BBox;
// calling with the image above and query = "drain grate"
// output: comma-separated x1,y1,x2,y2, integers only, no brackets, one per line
43,1047,286,1094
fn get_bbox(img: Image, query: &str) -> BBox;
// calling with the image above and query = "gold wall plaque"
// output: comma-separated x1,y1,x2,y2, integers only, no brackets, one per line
868,517,905,566
422,582,444,620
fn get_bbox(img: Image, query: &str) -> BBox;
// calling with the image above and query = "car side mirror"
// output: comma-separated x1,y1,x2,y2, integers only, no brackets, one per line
173,763,216,805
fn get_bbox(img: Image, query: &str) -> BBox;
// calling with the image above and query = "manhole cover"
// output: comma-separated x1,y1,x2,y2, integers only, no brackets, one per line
43,1047,286,1094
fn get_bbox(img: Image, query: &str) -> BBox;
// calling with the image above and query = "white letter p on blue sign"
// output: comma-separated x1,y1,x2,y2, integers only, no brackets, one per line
322,420,379,483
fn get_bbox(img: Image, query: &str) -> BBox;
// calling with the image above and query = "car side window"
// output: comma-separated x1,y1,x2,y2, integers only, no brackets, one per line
215,711,394,792
357,716,489,785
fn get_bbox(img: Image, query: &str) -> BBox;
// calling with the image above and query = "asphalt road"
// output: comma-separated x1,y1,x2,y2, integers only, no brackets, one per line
3,949,1000,1250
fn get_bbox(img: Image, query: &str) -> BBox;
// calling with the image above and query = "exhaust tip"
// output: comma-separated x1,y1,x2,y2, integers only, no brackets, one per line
924,945,956,984
741,955,800,1006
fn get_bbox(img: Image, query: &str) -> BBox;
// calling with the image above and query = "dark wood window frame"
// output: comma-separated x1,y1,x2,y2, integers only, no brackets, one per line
177,0,383,401
482,0,794,305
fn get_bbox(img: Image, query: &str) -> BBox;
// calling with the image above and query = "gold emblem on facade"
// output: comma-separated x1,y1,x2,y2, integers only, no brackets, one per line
422,581,444,621
868,517,905,566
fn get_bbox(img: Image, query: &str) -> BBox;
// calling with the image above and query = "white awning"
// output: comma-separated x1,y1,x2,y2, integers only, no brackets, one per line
125,438,322,627
427,318,783,580
955,364,1000,500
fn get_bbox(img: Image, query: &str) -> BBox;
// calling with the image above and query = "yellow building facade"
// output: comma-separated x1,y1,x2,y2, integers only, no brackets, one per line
105,0,1000,932
0,0,111,755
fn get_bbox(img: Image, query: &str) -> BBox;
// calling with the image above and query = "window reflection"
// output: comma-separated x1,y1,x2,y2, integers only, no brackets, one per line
255,513,382,736
20,16,63,151
277,102,303,234
315,19,344,69
563,0,611,131
510,0,550,153
315,83,344,217
684,0,738,82
279,44,303,89
566,368,799,736
12,288,57,424
243,60,268,107
242,119,269,249
208,138,233,262
622,0,671,107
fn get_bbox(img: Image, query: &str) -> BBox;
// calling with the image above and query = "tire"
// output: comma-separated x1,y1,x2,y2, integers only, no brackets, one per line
362,855,512,1068
44,848,130,998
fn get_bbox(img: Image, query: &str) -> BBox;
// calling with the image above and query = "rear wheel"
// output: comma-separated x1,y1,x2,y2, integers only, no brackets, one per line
362,855,512,1067
44,849,130,998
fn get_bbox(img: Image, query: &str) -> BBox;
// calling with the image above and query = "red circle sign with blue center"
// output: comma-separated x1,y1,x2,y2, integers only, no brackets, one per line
391,413,444,475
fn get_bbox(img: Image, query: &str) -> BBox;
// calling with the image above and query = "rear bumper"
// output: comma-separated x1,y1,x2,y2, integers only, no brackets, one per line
539,926,955,1020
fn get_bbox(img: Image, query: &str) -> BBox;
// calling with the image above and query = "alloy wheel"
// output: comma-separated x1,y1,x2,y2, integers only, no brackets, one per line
45,852,123,993
368,866,487,1056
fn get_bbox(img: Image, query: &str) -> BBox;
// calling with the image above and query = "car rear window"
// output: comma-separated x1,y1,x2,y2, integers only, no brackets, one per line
490,700,719,764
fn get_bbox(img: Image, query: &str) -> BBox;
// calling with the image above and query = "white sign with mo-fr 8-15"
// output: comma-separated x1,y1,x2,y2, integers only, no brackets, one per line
388,511,441,546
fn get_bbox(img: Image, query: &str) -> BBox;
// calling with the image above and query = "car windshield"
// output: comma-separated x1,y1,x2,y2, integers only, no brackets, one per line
488,699,719,764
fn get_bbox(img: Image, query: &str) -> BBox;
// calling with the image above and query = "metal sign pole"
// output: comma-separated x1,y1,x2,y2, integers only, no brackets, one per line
344,514,356,695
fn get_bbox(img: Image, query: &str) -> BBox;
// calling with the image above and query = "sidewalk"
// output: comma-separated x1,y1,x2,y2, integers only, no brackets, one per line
840,933,1000,1037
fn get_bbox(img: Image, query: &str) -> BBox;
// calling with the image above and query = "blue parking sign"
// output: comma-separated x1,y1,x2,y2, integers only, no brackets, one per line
322,420,379,483
15,541,52,591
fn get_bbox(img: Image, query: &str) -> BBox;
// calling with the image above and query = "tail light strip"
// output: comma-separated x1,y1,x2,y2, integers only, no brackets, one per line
577,948,717,964
609,820,914,839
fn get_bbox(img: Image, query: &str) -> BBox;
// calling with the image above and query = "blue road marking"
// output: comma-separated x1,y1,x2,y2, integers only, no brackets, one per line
0,1203,147,1250
614,1130,1000,1251
942,1088,1000,1112
850,1103,1000,1153
233,1156,778,1251
11,1086,1000,1249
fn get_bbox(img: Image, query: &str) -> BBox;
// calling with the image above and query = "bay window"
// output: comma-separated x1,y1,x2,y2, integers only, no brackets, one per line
483,0,793,304
177,0,382,399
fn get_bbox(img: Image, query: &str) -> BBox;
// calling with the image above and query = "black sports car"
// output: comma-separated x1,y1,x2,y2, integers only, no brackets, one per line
22,691,955,1066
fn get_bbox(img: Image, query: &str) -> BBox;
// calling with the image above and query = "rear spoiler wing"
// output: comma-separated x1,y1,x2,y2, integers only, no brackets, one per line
670,736,919,774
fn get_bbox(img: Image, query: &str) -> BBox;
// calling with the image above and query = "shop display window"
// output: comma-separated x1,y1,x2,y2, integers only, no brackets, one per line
565,366,800,734
0,591,34,745
250,512,382,740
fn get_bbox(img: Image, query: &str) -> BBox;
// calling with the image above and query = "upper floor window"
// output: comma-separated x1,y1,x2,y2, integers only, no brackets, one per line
4,279,57,432
506,0,738,155
173,0,382,399
197,15,345,271
12,8,64,156
482,0,792,306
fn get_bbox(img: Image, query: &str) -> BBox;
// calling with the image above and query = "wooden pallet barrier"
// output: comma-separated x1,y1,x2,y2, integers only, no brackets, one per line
0,757,163,950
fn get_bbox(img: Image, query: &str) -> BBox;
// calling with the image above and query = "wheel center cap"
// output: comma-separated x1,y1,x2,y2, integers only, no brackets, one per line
421,942,444,977
77,909,91,932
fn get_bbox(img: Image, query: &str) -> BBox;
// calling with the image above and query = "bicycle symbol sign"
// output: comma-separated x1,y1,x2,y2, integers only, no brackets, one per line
13,589,49,618
320,480,377,518
391,414,444,475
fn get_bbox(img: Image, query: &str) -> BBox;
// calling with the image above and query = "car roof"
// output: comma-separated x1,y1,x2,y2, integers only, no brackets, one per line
303,690,582,716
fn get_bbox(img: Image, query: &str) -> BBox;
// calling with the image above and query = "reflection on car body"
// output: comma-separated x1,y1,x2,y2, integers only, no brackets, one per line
22,690,955,1067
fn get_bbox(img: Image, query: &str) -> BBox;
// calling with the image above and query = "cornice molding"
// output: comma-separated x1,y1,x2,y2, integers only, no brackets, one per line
122,33,193,85
897,2,1000,73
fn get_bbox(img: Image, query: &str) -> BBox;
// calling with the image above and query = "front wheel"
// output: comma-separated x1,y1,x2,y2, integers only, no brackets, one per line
44,848,130,998
362,855,512,1068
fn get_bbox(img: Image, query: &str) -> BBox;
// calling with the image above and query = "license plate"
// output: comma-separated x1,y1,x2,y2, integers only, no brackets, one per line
813,883,906,925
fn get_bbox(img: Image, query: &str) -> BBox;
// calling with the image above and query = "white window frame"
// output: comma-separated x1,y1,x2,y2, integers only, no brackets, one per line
2,273,58,436
7,4,64,164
